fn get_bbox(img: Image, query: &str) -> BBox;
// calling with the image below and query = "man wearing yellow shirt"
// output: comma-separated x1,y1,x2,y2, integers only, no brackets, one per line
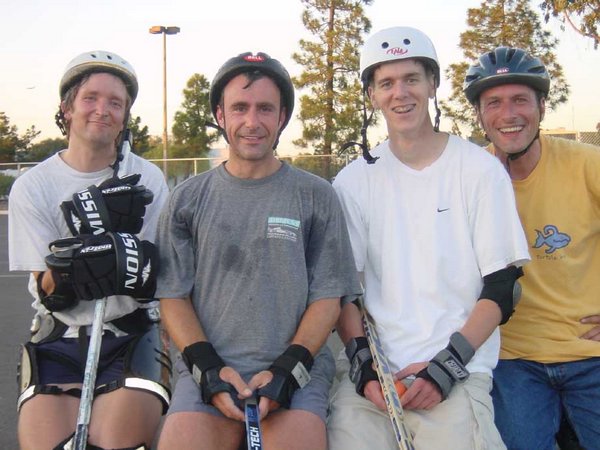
464,46,600,450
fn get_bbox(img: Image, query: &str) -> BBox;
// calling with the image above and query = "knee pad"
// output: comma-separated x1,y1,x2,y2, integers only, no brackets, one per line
96,323,172,413
17,342,81,411
17,342,38,410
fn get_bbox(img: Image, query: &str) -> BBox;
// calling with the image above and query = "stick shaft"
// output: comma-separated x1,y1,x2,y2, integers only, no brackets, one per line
245,397,263,450
74,298,107,450
361,299,415,450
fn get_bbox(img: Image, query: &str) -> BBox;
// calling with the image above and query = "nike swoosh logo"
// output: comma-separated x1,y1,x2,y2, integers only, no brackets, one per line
437,208,450,212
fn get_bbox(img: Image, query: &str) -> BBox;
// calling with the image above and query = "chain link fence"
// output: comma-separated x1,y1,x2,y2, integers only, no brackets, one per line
0,152,361,203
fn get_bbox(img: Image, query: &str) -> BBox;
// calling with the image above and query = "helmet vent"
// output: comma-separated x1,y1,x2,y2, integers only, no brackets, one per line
529,65,546,74
403,39,411,45
381,41,389,49
488,51,497,65
506,48,517,62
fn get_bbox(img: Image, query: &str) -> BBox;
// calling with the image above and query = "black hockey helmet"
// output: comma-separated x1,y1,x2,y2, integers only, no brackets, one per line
464,46,550,104
209,52,295,131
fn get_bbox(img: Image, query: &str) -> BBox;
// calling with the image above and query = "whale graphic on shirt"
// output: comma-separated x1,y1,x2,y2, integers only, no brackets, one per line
533,225,571,254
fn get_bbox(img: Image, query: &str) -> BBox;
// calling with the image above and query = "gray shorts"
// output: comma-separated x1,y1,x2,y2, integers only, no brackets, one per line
168,354,333,423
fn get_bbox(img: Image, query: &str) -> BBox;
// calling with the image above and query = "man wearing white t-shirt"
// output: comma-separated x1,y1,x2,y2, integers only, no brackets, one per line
9,50,169,450
327,27,530,450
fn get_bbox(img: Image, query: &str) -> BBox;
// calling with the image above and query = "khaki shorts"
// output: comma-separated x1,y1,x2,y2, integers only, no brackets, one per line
327,370,506,450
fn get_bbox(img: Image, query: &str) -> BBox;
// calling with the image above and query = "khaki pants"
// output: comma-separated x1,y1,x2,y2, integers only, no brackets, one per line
327,372,506,450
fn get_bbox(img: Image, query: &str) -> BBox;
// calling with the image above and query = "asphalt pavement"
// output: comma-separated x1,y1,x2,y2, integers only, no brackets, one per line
0,212,31,449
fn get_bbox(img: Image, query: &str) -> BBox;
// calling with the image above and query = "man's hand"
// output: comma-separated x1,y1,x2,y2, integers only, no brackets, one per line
363,378,387,411
61,173,153,235
45,232,157,300
212,366,253,422
257,344,313,410
397,363,442,410
247,370,279,419
580,315,600,341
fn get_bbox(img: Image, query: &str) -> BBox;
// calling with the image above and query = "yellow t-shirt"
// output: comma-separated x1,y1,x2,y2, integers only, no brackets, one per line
490,135,600,362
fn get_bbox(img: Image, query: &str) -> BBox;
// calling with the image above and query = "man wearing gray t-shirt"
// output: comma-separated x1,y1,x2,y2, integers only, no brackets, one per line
155,52,362,450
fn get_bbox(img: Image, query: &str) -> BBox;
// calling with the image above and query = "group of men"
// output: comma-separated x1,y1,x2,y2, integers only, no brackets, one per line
8,24,599,450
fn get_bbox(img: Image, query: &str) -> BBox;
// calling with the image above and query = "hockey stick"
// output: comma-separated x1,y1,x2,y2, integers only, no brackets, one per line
360,297,415,450
73,297,107,450
244,396,263,450
72,127,133,450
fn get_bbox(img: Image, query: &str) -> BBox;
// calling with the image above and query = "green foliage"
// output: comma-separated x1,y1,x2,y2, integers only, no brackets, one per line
441,0,570,138
539,0,599,49
292,0,373,179
0,174,14,197
172,73,219,156
0,112,40,163
0,173,15,197
128,115,151,155
23,137,68,162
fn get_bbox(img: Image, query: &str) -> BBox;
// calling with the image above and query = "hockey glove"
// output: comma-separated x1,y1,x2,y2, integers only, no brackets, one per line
37,270,78,312
345,337,378,396
182,341,234,404
61,173,154,236
258,344,313,409
416,332,475,400
44,232,158,301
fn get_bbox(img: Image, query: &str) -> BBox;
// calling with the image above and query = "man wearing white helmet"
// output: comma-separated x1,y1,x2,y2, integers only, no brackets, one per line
327,27,529,449
465,46,600,450
9,50,169,449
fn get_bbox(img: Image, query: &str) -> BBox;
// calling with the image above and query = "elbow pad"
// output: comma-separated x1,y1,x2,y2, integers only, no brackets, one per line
479,266,524,324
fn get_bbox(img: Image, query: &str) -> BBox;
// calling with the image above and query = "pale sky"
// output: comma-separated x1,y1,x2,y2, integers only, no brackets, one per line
1,0,598,155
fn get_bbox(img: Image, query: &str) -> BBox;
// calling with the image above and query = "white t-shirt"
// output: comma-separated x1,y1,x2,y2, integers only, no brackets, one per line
9,146,168,331
334,135,530,375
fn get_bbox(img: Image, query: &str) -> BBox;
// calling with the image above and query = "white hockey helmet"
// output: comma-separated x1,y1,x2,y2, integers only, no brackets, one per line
59,50,138,103
360,26,440,89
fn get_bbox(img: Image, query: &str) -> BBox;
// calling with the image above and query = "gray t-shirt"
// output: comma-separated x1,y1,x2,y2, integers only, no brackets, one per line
156,162,361,380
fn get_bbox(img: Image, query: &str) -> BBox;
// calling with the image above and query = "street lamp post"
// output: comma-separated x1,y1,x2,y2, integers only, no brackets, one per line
149,25,180,177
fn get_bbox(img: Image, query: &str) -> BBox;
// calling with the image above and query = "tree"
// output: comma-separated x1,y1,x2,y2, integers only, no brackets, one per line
292,0,373,179
539,0,599,49
171,73,219,158
128,115,151,155
440,0,570,139
23,137,68,162
0,112,40,163
0,174,15,197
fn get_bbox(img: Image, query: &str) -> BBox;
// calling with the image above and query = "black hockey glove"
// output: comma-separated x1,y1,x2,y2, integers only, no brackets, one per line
182,341,234,404
258,344,313,409
44,232,158,301
345,337,378,396
37,270,78,312
61,174,154,236
416,332,475,400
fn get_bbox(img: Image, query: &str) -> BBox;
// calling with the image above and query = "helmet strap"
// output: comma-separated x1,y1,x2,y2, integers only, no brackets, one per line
505,129,540,176
55,108,67,137
433,94,441,133
339,90,378,164
110,112,130,179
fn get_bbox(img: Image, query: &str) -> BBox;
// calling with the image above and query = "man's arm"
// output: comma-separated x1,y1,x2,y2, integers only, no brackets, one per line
400,265,523,410
160,297,207,350
335,295,388,411
459,298,502,349
290,297,341,354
